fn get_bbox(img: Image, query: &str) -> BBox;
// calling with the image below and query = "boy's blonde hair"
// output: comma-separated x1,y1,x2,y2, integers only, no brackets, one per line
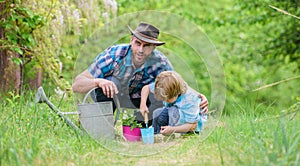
154,71,187,101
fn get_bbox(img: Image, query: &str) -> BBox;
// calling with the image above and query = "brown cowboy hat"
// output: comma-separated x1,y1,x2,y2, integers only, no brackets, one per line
128,22,165,46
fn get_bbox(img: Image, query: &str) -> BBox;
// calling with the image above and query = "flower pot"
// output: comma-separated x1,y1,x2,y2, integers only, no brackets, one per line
122,126,141,142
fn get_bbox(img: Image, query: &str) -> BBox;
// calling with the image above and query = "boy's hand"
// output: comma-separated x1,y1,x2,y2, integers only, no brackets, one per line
160,126,174,135
140,105,149,118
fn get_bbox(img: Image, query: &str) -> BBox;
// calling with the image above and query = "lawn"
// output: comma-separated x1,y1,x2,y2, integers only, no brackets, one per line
0,90,299,165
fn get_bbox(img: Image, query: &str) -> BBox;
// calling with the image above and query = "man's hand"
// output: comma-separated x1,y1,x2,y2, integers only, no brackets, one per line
199,94,209,114
96,79,119,98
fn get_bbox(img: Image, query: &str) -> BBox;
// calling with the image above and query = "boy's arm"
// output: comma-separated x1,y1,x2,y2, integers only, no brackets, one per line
140,85,150,117
160,123,197,135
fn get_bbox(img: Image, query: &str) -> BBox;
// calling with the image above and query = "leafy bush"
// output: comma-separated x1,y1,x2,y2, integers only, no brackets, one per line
122,114,142,130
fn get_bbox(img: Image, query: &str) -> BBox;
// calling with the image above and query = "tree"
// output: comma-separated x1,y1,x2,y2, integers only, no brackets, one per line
0,1,20,93
0,1,43,94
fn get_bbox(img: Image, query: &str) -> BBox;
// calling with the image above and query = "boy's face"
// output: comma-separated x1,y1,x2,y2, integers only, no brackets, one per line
164,96,178,104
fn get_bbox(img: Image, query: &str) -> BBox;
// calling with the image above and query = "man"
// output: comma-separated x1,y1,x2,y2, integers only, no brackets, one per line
72,22,208,126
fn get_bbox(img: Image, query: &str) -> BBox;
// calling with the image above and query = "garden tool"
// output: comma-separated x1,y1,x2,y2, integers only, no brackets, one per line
141,112,154,144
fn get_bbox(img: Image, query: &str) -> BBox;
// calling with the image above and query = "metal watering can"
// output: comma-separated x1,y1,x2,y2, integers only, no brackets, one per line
35,87,116,140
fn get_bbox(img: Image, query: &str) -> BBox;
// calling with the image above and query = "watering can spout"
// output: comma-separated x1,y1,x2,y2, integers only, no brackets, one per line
35,86,47,103
35,86,84,135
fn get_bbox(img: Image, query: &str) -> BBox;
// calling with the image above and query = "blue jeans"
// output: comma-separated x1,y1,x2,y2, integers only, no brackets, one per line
152,106,180,134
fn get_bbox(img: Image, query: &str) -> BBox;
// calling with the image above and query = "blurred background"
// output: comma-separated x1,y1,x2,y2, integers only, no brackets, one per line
1,0,299,115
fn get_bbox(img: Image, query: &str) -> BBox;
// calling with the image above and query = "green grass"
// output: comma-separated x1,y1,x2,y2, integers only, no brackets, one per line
0,91,299,165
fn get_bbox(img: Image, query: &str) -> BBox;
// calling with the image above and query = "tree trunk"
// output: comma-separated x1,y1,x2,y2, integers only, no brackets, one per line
0,2,42,94
0,2,21,94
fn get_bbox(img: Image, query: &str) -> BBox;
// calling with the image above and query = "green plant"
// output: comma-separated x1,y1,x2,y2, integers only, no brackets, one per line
0,1,45,92
122,114,142,130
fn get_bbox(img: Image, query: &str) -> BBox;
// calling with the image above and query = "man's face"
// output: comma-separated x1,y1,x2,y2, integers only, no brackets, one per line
130,36,156,66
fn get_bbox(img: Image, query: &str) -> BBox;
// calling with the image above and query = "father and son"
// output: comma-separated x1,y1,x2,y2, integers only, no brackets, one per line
72,22,209,135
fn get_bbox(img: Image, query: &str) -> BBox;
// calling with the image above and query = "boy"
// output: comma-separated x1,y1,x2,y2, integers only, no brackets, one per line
140,71,206,135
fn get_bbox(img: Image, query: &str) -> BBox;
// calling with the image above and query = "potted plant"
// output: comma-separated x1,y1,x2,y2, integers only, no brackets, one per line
122,114,142,142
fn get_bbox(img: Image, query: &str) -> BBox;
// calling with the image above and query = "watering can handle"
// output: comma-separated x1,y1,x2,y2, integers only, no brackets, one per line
82,87,99,103
113,95,121,126
82,87,121,126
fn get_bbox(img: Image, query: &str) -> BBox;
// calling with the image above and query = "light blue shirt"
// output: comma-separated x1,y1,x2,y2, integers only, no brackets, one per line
150,83,202,131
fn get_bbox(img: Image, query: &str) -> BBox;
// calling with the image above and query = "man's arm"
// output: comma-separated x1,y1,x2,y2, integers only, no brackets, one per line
72,70,97,93
189,87,209,114
72,70,118,98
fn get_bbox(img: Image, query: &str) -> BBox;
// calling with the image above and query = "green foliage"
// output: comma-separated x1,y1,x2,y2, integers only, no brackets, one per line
5,91,20,108
115,0,300,114
232,0,300,70
1,0,298,112
264,0,300,69
30,0,116,91
0,0,116,93
1,2,44,53
122,114,142,130
0,1,45,87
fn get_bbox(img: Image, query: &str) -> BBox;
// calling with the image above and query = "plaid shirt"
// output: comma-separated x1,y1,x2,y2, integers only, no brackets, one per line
88,44,173,98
